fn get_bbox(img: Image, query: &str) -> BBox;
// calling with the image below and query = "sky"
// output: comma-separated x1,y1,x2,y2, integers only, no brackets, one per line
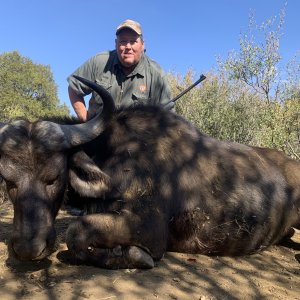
1,0,299,115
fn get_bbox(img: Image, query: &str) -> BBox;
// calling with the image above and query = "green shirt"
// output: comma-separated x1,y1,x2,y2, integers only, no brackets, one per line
67,50,172,118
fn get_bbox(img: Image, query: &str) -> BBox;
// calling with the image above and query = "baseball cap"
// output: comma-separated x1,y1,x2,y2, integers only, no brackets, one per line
116,19,143,36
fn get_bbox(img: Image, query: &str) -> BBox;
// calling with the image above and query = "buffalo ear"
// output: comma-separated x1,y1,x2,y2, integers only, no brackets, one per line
68,150,113,198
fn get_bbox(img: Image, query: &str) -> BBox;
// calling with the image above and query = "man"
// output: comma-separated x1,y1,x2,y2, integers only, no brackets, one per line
67,19,173,121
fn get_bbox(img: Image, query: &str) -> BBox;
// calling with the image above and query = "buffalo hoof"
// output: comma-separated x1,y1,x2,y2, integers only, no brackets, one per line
124,246,154,269
103,245,154,269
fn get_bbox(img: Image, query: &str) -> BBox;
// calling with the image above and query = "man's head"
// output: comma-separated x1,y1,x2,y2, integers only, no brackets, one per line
115,19,145,71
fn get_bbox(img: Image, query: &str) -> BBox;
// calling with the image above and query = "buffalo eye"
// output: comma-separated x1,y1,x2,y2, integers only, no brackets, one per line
5,179,17,190
46,176,59,186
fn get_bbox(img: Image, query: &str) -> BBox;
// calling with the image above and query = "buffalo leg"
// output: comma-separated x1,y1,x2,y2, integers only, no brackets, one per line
68,244,154,269
65,212,166,269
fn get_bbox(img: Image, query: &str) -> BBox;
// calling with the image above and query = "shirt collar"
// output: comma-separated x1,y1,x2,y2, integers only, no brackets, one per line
113,51,146,77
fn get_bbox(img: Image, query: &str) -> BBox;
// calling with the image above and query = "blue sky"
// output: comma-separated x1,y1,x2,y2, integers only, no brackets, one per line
1,0,299,115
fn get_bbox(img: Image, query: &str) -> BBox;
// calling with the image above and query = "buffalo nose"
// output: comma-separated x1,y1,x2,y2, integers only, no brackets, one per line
11,238,48,261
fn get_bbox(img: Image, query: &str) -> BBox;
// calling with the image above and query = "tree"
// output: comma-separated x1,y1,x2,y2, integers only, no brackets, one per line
217,7,286,103
211,4,300,157
0,51,69,121
280,52,300,101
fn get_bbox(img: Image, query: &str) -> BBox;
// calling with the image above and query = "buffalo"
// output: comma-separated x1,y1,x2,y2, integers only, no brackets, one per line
0,76,299,269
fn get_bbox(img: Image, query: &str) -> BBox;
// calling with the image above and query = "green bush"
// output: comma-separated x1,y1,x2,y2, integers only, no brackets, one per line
169,71,300,159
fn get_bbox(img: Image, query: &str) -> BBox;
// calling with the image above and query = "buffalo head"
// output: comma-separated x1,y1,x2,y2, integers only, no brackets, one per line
0,76,114,260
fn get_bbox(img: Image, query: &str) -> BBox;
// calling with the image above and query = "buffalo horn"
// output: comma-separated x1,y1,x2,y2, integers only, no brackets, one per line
59,76,115,147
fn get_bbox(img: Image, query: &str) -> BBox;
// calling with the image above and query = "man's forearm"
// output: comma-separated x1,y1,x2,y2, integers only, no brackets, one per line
68,86,88,122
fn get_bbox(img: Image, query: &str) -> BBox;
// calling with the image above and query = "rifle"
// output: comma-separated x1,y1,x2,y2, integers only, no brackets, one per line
164,74,206,107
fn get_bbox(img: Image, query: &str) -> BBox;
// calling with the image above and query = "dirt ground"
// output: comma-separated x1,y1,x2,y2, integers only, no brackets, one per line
0,200,300,300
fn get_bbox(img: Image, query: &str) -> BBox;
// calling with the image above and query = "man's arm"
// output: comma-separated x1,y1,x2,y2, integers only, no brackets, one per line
146,57,174,110
159,75,175,110
68,86,88,122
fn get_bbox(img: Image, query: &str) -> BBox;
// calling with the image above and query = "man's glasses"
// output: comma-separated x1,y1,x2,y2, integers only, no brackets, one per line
117,38,141,47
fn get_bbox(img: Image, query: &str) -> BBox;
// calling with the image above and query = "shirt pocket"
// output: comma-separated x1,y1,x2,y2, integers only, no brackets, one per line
93,79,112,104
95,78,112,92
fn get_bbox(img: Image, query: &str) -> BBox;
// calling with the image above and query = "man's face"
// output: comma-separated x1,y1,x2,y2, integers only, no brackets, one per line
115,29,144,69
